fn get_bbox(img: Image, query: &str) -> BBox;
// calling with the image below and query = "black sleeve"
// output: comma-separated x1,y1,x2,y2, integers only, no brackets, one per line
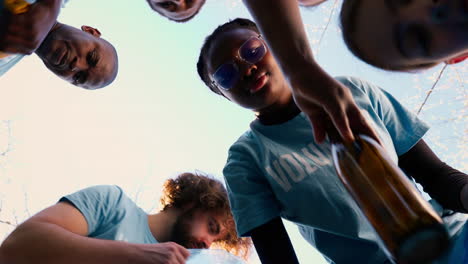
398,139,468,213
251,217,300,264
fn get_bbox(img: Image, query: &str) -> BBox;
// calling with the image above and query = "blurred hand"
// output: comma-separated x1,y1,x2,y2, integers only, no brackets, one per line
139,242,190,264
288,63,380,144
0,0,62,55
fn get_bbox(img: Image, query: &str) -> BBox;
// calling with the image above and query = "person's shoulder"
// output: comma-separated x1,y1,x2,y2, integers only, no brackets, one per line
66,185,125,200
224,129,265,170
84,184,123,194
228,129,259,153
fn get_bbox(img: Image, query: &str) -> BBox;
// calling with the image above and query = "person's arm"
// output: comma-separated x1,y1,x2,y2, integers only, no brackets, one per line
251,217,299,264
242,0,379,144
0,0,62,54
0,202,189,264
398,139,468,212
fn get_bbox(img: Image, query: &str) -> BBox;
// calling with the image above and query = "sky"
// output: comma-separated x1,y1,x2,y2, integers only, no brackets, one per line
0,0,466,263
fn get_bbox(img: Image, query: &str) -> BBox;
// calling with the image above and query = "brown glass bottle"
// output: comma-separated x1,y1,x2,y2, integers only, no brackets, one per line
331,135,449,264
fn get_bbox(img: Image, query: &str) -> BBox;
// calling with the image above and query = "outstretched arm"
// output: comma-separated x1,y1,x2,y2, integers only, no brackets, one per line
251,217,300,264
0,202,189,264
242,0,379,144
398,139,468,212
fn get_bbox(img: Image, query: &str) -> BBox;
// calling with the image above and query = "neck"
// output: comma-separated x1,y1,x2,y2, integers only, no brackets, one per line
256,92,300,125
35,22,61,57
147,207,183,242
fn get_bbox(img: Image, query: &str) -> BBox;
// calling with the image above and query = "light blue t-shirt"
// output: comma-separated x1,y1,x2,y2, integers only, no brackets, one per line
60,185,158,244
223,76,467,264
0,0,69,77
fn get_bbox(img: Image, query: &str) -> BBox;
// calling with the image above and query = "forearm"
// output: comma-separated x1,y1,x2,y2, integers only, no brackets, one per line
243,0,316,76
415,163,468,212
398,140,468,212
251,217,299,264
0,221,140,264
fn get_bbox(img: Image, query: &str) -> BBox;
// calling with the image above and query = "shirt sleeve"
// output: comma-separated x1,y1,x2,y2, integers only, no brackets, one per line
223,137,281,237
340,76,429,156
59,185,125,236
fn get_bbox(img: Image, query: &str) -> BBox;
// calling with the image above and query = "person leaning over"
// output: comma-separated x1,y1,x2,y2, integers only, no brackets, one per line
0,172,250,264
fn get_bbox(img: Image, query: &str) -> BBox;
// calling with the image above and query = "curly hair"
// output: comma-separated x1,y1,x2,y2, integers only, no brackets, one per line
160,172,251,259
196,18,260,96
339,0,437,71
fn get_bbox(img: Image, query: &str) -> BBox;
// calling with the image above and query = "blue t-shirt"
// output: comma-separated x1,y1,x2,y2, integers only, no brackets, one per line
60,185,158,244
0,0,69,77
223,76,467,264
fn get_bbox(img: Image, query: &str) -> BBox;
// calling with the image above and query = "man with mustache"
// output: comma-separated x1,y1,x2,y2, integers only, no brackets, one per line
0,0,118,89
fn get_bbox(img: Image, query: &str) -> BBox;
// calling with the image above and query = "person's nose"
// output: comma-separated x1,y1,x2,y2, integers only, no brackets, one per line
245,63,257,77
240,62,257,80
69,56,87,72
204,237,214,248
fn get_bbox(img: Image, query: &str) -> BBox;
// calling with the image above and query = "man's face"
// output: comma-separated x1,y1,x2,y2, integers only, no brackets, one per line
36,23,118,89
147,0,205,21
353,0,468,69
171,208,227,249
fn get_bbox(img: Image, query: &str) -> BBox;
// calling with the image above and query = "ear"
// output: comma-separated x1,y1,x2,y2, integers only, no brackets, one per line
445,54,467,65
81,25,102,38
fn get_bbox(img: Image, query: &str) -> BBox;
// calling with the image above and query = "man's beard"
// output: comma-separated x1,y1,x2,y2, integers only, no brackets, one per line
170,208,197,248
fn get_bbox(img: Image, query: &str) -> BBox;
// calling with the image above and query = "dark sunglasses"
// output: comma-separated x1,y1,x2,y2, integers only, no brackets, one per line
211,35,267,91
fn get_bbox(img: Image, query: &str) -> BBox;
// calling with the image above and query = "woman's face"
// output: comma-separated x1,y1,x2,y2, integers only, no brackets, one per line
353,0,468,69
206,28,290,111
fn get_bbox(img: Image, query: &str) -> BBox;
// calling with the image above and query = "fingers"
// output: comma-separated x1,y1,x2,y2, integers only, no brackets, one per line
348,106,382,145
306,97,381,145
168,242,190,264
325,105,355,143
179,246,190,259
307,112,327,144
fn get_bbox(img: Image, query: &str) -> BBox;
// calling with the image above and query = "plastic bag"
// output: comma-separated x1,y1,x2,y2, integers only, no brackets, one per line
187,249,246,264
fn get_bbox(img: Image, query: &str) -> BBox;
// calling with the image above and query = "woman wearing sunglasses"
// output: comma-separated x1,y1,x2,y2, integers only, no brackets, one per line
197,18,468,264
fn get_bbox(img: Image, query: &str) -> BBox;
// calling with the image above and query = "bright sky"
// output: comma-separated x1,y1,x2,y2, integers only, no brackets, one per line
0,0,466,263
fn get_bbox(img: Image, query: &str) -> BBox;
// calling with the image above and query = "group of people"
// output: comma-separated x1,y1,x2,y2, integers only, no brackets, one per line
0,0,467,263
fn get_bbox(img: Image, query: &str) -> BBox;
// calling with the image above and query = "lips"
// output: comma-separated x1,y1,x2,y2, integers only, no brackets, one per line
249,73,268,94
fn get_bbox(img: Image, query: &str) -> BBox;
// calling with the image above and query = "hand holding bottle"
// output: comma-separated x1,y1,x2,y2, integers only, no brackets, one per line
331,135,449,264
